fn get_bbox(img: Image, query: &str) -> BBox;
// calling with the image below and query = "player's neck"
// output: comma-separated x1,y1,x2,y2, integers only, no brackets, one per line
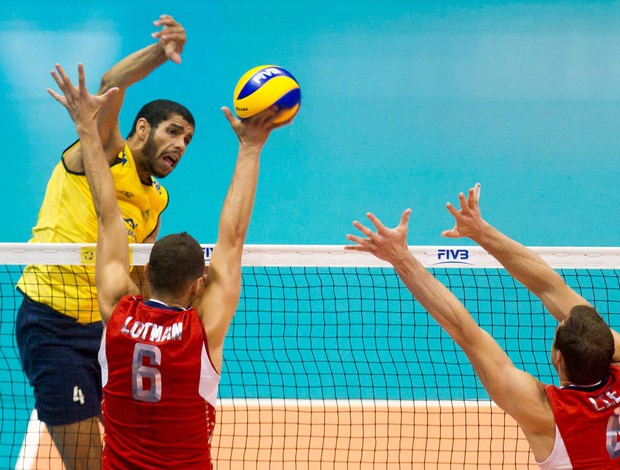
126,138,153,185
134,156,153,185
149,292,190,310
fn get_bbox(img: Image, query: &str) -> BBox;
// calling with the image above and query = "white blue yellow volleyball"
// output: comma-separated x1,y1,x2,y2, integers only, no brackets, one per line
233,65,301,123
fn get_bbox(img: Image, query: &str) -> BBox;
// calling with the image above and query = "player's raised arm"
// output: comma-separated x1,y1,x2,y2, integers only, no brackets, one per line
47,64,138,324
195,106,289,373
345,210,555,460
442,183,620,362
441,183,590,321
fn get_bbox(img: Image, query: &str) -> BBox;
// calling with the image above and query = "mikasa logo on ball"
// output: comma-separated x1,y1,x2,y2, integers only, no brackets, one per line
251,67,283,84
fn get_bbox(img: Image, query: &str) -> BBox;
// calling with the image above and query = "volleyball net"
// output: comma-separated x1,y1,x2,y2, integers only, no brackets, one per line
1,243,619,469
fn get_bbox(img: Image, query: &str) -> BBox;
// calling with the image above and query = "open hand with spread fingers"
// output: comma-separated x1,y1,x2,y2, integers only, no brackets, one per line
441,183,489,240
345,209,412,265
47,63,119,129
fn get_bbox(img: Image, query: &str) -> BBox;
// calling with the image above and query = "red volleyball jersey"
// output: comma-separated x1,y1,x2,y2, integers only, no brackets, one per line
545,365,620,469
99,296,220,469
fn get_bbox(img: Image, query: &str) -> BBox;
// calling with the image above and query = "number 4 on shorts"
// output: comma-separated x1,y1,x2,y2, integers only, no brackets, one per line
73,385,85,405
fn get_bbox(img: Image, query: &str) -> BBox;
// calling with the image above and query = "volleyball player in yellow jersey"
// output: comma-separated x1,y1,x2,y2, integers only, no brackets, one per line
15,15,193,469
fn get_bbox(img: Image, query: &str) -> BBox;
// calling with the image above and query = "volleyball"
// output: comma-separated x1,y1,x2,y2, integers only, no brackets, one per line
233,65,301,124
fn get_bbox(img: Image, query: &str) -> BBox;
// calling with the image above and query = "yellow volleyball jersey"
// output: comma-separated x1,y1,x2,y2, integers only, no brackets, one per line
17,142,169,323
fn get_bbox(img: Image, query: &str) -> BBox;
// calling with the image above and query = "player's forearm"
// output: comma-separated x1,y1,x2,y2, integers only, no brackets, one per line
98,43,168,93
217,144,261,250
470,222,568,307
77,124,120,223
93,42,169,150
392,251,478,346
80,122,131,292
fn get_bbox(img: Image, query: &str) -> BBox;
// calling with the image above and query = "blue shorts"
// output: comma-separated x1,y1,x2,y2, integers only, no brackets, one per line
15,294,104,426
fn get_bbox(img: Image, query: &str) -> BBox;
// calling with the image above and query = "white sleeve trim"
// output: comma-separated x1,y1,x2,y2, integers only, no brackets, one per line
536,425,572,470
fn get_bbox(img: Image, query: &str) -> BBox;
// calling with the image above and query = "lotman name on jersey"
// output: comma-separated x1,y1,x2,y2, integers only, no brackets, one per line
120,316,183,343
589,387,620,412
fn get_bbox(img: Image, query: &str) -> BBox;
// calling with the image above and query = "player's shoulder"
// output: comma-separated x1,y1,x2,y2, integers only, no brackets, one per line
150,177,168,197
61,140,83,174
114,294,143,311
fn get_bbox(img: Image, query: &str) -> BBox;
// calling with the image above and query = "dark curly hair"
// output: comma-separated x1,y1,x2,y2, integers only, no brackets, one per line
127,99,195,137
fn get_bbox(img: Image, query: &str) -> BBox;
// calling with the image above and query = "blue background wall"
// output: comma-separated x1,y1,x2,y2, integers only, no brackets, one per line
1,0,619,246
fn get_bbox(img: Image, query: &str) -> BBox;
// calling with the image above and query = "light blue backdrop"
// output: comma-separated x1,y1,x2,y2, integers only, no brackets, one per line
1,0,619,246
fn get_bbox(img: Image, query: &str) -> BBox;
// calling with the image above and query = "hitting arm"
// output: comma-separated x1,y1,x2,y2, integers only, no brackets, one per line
64,14,186,170
48,64,139,324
